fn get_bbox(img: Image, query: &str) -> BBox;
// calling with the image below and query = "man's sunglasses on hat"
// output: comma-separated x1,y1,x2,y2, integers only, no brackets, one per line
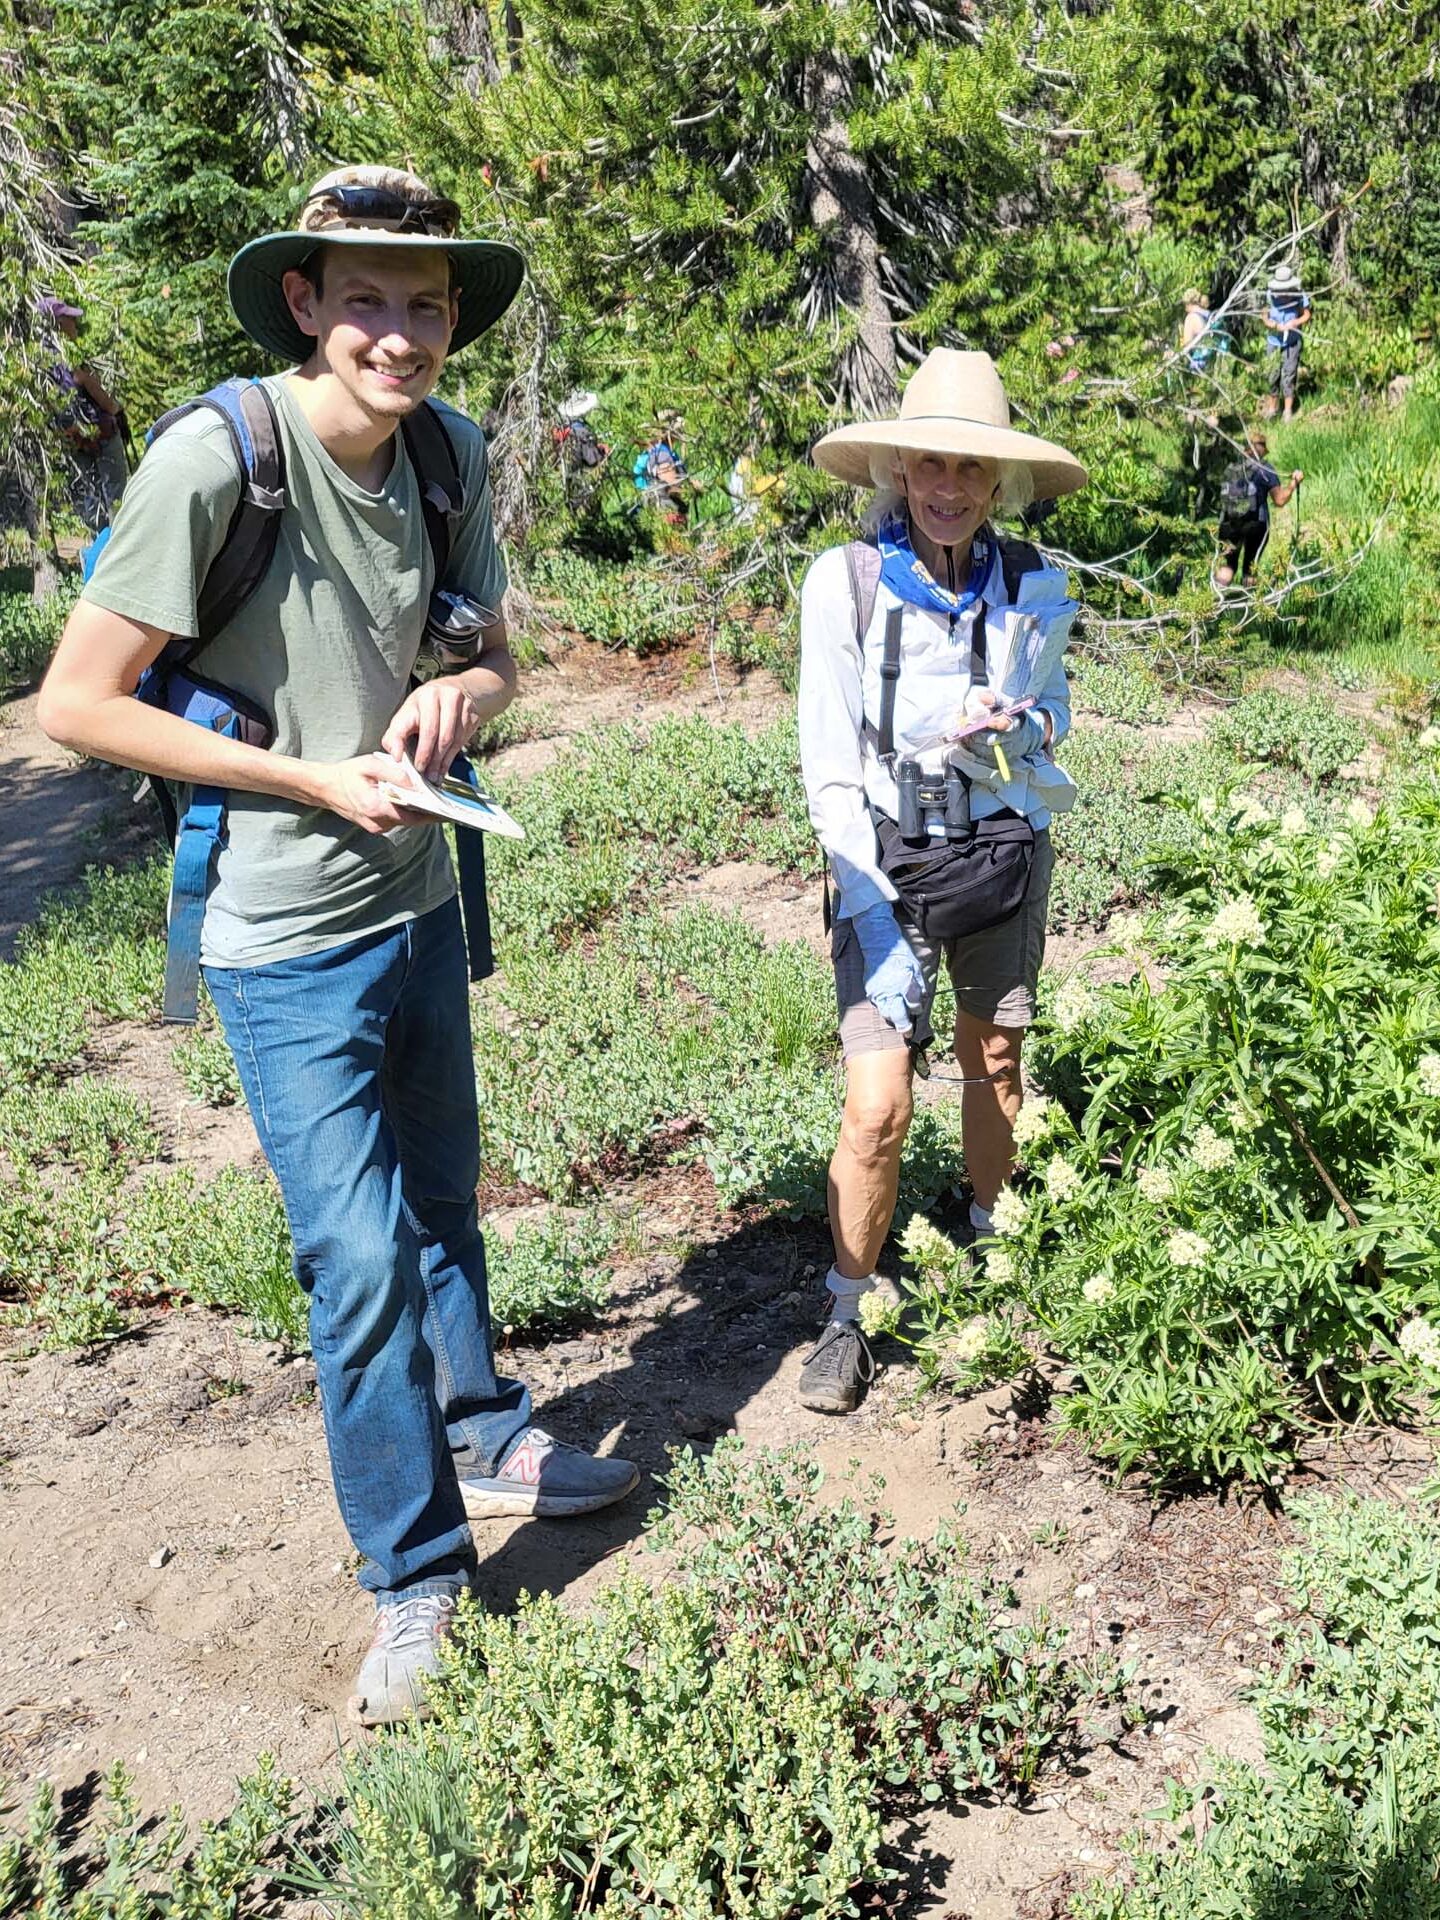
300,184,461,237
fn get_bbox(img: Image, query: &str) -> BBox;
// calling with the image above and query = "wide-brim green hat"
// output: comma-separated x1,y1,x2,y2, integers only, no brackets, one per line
227,165,526,365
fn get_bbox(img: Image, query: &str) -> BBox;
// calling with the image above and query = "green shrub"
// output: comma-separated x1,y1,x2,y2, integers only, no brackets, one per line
0,1166,128,1347
172,1024,243,1107
0,1756,292,1920
0,582,77,687
473,902,965,1218
117,1165,306,1348
488,1209,614,1333
905,778,1440,1489
1074,1496,1440,1919
1208,687,1361,783
529,548,693,654
1068,658,1170,727
0,1075,157,1172
301,1444,1127,1920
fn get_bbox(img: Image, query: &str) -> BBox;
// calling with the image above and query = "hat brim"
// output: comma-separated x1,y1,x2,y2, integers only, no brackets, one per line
812,416,1088,497
227,230,526,364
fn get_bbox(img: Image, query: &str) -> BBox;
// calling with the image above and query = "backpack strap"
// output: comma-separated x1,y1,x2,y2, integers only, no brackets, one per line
843,540,881,650
402,401,464,586
399,403,494,984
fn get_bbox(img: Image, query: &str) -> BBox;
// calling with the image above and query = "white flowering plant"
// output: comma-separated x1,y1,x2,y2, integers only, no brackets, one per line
1009,775,1440,1488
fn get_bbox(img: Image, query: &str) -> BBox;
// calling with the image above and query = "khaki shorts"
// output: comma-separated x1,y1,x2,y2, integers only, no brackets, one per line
833,830,1054,1058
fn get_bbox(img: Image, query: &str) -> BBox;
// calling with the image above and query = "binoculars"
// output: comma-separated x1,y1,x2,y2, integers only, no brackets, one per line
897,757,971,844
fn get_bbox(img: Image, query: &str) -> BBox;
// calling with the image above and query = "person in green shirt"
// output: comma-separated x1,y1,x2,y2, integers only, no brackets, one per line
39,166,638,1726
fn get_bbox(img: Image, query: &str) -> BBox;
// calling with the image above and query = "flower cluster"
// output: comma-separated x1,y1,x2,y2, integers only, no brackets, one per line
1136,1166,1174,1203
1010,1097,1054,1151
1052,975,1100,1034
1279,806,1308,839
1231,793,1270,832
1225,1098,1261,1133
1399,1317,1440,1370
1166,1229,1211,1269
991,1188,1028,1237
1316,838,1344,880
1081,1275,1116,1306
942,1315,991,1370
1420,724,1440,751
1345,796,1374,830
985,1248,1016,1288
1044,1155,1083,1203
1203,895,1266,950
1106,910,1146,954
900,1216,960,1276
1190,1124,1236,1173
1418,1054,1440,1100
858,1287,900,1337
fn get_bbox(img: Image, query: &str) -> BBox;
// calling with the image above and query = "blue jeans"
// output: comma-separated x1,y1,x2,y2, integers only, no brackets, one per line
204,897,531,1602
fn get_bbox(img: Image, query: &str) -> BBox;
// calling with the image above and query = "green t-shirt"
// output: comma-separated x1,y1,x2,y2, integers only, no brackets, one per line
82,375,506,968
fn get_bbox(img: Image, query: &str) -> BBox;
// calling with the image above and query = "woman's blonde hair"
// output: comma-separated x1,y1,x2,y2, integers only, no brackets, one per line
861,448,1036,535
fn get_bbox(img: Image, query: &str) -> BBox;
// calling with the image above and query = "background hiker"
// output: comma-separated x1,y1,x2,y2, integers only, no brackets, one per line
1263,263,1312,420
37,163,637,1728
40,295,128,532
1179,288,1226,373
795,349,1087,1414
1215,431,1302,588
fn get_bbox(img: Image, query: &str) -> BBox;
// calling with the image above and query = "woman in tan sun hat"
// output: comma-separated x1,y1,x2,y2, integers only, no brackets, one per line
793,347,1087,1415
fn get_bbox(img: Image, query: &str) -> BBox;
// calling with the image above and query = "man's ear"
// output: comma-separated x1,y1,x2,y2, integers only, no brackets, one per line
282,268,321,343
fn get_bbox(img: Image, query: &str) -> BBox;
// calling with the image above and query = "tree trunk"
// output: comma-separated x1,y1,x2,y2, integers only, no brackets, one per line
445,0,501,93
803,44,897,415
503,0,523,72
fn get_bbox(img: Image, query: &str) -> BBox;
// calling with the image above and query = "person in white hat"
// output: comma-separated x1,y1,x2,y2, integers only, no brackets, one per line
40,164,638,1725
794,348,1087,1413
1263,264,1311,421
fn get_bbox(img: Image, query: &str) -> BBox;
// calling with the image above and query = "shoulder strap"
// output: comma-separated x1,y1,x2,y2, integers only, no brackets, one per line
843,540,881,650
402,401,465,587
401,400,465,588
877,606,903,760
147,377,287,657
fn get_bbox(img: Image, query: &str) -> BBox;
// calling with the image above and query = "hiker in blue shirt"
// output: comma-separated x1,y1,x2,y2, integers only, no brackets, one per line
1263,264,1312,421
1215,432,1303,589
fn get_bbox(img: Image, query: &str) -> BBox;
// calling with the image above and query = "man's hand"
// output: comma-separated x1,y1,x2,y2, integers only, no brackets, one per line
1291,469,1304,486
311,753,431,835
381,678,482,782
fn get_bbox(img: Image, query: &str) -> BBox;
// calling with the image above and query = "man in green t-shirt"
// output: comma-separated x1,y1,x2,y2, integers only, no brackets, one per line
39,166,638,1726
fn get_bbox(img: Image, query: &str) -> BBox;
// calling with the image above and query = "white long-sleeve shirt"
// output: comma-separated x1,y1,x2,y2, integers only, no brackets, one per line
797,541,1076,922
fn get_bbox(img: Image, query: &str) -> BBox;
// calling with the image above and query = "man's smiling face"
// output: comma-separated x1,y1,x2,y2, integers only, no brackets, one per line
283,243,458,423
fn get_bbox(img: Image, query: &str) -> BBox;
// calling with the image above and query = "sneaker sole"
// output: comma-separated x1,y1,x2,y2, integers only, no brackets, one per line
798,1385,862,1414
460,1463,640,1520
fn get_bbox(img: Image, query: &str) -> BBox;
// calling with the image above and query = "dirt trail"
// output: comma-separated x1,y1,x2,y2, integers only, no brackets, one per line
0,644,1294,1915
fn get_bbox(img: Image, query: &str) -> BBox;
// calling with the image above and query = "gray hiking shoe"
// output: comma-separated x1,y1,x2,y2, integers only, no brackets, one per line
798,1317,876,1414
458,1427,639,1520
351,1590,458,1728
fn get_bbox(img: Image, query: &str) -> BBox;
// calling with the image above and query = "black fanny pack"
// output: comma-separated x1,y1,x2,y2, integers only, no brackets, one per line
875,808,1035,942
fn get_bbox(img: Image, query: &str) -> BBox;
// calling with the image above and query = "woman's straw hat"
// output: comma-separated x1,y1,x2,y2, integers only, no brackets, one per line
811,348,1087,497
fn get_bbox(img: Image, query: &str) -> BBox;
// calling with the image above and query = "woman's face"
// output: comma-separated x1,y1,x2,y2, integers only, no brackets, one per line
898,449,1000,552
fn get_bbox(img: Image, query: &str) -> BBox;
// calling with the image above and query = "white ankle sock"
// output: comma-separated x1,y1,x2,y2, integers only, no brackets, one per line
825,1265,874,1321
969,1200,994,1236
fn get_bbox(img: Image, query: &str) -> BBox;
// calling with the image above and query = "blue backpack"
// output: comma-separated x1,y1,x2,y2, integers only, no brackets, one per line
86,377,494,1023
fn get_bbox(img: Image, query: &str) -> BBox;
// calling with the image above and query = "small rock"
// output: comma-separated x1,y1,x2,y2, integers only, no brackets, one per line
148,1545,173,1570
894,1412,923,1434
1253,1604,1283,1626
134,1746,147,1764
1074,1582,1098,1601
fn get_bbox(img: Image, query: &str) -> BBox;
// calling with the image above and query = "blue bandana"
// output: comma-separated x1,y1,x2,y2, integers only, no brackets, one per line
876,516,991,625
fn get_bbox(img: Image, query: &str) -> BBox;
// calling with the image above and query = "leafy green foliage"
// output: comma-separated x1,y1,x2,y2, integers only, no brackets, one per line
0,1074,156,1171
1074,1497,1440,1918
0,581,76,686
1208,688,1362,784
301,1444,1126,1919
118,1165,305,1347
488,1209,614,1334
172,1023,243,1107
907,780,1440,1488
0,1755,292,1920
